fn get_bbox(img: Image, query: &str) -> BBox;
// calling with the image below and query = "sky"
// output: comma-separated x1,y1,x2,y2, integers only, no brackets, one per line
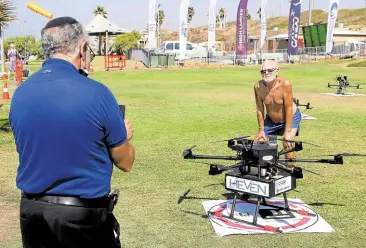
4,0,366,39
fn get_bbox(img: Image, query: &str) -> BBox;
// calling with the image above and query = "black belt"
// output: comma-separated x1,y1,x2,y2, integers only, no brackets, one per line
21,192,111,209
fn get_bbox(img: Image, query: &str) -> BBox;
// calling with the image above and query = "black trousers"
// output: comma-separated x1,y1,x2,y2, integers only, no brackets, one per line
20,197,122,248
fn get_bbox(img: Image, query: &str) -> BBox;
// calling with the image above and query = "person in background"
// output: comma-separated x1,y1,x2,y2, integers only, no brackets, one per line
7,43,19,82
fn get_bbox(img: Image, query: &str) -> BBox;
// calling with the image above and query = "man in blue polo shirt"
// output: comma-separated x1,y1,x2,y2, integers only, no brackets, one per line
9,17,135,248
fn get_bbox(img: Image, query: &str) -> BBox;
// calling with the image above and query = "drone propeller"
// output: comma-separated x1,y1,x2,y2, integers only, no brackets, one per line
178,189,220,204
277,162,321,176
213,136,251,143
278,138,320,147
318,153,366,157
187,145,197,150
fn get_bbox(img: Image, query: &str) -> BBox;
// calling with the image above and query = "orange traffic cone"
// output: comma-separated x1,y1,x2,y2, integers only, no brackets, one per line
134,62,138,70
2,82,10,100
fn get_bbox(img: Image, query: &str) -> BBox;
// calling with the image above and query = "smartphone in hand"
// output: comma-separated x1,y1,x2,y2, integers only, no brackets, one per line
119,105,126,119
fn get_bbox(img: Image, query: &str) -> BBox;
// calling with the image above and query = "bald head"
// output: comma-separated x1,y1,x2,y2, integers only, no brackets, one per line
260,60,279,83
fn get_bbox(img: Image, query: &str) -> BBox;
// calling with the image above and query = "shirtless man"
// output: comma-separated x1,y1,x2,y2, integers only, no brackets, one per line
254,60,301,160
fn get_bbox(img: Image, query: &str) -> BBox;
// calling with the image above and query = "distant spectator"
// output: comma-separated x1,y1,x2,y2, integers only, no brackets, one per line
7,43,19,81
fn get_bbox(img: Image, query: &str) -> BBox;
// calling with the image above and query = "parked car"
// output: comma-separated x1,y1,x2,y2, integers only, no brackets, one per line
160,40,223,59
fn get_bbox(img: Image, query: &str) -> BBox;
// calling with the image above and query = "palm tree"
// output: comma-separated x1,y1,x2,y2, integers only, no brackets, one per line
155,10,165,28
187,6,195,24
187,6,195,39
0,0,17,29
155,9,165,46
216,15,220,25
218,8,225,29
93,6,107,55
257,8,261,19
247,11,252,20
93,6,107,18
0,0,17,68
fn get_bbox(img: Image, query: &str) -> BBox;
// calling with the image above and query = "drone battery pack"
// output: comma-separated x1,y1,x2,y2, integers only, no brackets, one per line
225,173,296,198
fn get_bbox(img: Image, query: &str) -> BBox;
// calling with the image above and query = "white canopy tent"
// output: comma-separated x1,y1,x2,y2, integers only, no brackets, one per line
84,14,130,55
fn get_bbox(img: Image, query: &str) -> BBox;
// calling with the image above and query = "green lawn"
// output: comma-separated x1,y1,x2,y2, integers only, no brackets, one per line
1,59,366,248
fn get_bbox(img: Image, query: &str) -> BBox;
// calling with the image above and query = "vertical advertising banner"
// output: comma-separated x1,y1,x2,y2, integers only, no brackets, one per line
326,0,340,53
148,0,157,50
208,0,217,51
235,0,248,60
260,0,267,49
288,0,302,55
179,0,190,61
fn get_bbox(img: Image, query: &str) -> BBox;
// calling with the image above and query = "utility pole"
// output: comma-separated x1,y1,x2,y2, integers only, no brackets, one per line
24,21,27,58
308,0,312,26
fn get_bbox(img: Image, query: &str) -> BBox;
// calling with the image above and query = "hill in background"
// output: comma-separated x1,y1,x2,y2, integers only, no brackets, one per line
160,8,366,45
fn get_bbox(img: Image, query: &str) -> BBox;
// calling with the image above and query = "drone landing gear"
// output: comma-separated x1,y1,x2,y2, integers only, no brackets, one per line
222,192,315,233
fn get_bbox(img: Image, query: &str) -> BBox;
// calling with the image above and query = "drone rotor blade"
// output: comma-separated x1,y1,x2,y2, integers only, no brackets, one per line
178,189,191,204
212,136,251,143
186,161,212,166
278,138,320,147
341,153,366,157
317,153,366,157
277,162,321,176
188,145,197,150
301,168,321,176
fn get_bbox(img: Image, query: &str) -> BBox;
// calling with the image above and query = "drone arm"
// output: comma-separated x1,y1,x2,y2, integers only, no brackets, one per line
278,142,303,156
185,154,240,160
208,162,244,176
278,155,343,164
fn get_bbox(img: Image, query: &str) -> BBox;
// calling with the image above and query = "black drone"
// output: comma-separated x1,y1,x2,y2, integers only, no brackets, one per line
293,97,312,109
328,75,361,94
182,136,365,232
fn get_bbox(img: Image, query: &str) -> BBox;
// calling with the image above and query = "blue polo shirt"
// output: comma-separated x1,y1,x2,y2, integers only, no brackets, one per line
9,58,127,198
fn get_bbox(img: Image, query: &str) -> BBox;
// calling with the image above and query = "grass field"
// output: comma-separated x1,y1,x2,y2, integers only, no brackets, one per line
1,58,366,248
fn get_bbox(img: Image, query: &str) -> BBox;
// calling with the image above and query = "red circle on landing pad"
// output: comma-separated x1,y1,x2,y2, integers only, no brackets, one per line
208,199,319,233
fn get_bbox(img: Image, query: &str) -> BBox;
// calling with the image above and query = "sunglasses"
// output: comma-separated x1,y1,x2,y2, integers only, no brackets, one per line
260,68,277,74
88,45,96,63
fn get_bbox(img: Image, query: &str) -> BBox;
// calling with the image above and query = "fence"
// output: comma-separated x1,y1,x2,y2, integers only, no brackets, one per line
129,43,366,68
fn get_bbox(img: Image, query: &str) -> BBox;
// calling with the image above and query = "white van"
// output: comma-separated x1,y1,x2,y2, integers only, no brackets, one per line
161,40,207,59
161,40,195,53
160,40,224,59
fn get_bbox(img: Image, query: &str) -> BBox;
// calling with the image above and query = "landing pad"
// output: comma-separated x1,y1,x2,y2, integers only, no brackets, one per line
202,198,335,236
301,113,317,120
322,93,364,97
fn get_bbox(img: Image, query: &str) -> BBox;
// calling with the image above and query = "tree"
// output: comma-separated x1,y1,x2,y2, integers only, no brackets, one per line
188,6,195,24
93,6,107,18
93,6,108,55
216,15,220,25
247,11,252,20
112,30,141,54
155,10,165,28
4,35,42,59
257,8,261,19
218,8,225,29
155,9,165,46
0,0,17,30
